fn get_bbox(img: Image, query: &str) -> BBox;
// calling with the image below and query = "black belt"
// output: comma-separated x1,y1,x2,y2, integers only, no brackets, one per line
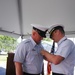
23,72,40,75
52,72,64,75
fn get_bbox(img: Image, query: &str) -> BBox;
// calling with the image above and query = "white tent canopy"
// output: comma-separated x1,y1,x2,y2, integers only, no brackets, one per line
0,0,75,38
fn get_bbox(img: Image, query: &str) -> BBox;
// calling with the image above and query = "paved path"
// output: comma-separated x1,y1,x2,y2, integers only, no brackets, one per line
0,62,6,75
0,67,6,75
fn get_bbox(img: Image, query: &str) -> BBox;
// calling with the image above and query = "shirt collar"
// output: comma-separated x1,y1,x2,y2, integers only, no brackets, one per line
30,37,36,47
57,36,67,46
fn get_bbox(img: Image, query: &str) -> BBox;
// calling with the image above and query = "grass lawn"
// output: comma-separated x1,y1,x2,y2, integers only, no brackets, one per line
0,54,8,63
0,54,8,69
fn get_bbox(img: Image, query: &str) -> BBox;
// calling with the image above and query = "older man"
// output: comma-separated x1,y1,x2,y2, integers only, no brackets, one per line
41,24,75,75
14,24,49,75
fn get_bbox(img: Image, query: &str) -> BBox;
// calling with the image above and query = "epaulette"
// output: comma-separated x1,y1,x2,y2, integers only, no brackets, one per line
24,39,31,43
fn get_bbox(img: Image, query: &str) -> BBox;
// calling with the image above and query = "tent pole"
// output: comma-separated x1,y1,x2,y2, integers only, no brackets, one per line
17,0,23,38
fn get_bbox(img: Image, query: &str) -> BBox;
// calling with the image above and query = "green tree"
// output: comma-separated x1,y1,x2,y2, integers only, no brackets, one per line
0,35,18,52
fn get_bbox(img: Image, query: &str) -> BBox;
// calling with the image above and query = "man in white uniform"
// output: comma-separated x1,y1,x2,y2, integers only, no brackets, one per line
14,24,49,75
41,24,75,75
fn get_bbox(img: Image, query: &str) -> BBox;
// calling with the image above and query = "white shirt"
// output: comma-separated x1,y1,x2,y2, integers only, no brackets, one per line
51,36,75,75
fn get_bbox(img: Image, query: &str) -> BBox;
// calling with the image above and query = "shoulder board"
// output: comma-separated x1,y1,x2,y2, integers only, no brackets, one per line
25,39,31,43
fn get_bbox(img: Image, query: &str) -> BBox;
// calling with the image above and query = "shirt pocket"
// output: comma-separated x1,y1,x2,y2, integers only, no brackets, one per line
32,49,38,55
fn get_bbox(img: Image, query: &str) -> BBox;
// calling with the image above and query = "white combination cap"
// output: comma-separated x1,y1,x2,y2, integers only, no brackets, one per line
31,24,49,37
48,24,64,38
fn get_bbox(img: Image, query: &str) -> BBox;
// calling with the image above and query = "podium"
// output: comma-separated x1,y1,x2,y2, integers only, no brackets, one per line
6,53,16,75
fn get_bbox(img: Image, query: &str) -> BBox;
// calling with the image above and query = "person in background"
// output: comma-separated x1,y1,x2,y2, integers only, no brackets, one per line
14,24,48,75
41,24,75,75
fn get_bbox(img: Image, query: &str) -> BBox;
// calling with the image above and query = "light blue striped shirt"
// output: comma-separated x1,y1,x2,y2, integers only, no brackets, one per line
14,37,44,74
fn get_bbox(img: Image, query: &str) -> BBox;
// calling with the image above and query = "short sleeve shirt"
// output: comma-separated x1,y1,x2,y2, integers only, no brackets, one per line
51,36,75,75
14,37,44,74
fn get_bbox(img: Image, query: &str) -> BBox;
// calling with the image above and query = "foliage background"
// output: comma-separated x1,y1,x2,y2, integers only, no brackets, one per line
0,35,18,52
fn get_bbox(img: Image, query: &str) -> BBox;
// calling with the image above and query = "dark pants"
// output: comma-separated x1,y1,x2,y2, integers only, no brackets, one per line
52,72,64,75
23,72,40,75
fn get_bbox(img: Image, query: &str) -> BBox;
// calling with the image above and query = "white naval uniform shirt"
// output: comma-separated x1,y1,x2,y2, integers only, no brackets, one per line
51,36,75,75
14,37,44,74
